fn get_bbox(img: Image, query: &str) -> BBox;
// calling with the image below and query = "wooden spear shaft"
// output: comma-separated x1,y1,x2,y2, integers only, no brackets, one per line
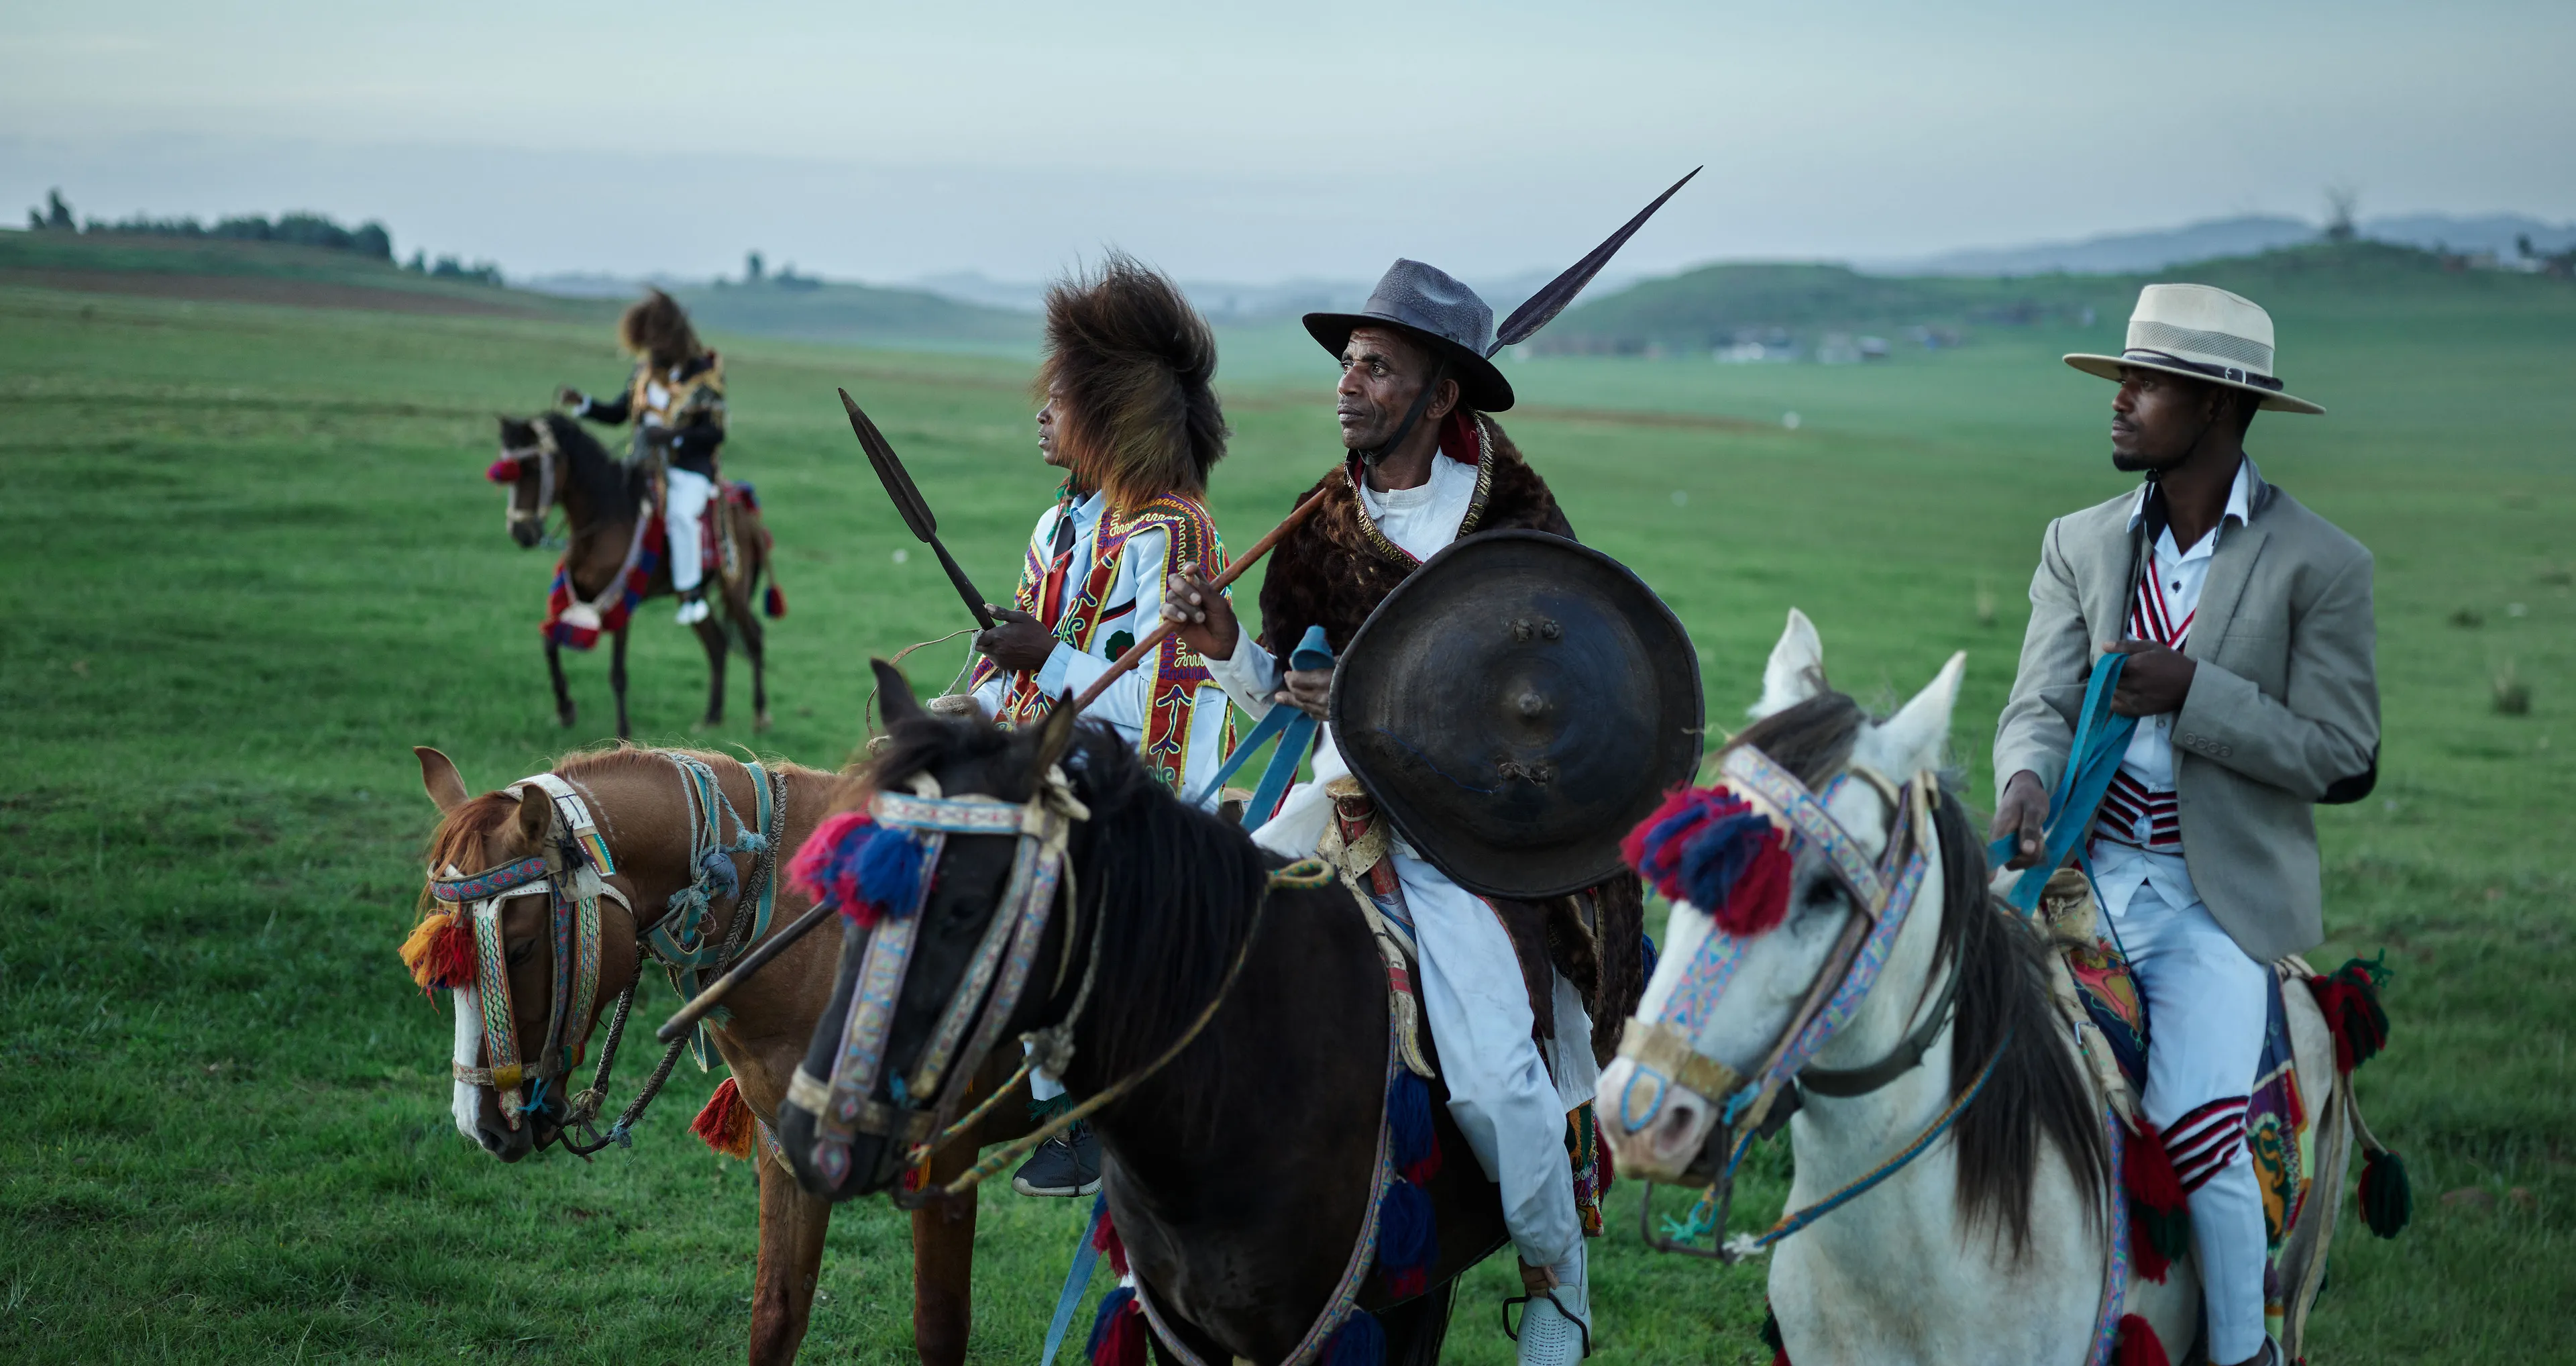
1065,484,1333,715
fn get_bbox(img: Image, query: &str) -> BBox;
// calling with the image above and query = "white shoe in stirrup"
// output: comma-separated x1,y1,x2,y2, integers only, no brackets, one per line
1510,1247,1592,1365
674,595,711,626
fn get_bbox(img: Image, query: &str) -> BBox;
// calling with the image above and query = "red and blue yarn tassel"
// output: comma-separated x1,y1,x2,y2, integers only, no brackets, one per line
2112,1314,2171,1366
398,913,476,994
692,1077,755,1159
1760,1302,1788,1366
1086,1285,1146,1366
1318,1310,1385,1366
788,811,932,927
2307,954,2392,1073
763,582,787,618
485,456,523,484
1619,785,1795,936
2122,1117,2189,1281
1091,1204,1131,1277
2360,1144,2412,1238
1373,1071,1440,1300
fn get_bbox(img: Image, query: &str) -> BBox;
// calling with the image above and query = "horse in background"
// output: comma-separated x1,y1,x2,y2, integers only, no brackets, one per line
1599,611,2366,1364
489,413,775,739
402,743,1024,1366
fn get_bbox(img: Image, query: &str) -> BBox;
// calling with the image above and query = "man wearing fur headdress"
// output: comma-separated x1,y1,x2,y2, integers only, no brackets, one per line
1161,260,1611,1365
557,288,727,625
967,255,1238,1197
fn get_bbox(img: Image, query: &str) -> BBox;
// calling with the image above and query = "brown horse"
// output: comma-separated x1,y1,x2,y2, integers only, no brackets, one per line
491,413,775,738
407,743,1028,1365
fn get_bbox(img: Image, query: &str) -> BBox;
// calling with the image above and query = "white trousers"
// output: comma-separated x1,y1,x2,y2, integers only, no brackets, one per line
1395,851,1591,1271
665,466,714,593
2108,877,2271,1363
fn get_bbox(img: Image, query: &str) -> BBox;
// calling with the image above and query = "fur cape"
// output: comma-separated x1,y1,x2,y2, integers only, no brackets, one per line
1040,254,1228,511
1253,411,1644,1060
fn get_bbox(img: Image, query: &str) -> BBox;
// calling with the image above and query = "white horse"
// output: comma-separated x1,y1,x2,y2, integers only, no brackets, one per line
1599,611,2351,1365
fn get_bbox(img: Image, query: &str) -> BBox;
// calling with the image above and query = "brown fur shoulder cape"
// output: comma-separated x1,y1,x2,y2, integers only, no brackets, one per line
1250,413,1642,1061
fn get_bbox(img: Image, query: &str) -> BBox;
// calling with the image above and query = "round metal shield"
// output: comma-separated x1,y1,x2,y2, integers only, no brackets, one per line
1329,529,1703,898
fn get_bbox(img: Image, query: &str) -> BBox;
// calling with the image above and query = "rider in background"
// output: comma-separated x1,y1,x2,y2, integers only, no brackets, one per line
559,288,727,625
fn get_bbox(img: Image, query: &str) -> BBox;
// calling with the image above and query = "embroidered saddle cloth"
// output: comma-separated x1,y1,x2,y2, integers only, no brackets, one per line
2036,869,2320,1334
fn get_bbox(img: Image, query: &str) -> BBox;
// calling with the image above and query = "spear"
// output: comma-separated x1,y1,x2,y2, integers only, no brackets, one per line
840,387,996,629
1066,484,1333,713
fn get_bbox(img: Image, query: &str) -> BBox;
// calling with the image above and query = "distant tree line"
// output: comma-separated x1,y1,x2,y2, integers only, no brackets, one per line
28,189,393,260
27,189,504,284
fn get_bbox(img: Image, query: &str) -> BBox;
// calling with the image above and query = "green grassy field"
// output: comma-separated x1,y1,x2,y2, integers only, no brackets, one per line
1,255,2571,1363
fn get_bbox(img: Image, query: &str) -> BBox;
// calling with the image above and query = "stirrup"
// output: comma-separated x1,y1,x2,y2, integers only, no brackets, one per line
1501,1289,1592,1359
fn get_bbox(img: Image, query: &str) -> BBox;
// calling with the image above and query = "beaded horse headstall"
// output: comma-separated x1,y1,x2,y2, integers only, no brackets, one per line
487,421,559,535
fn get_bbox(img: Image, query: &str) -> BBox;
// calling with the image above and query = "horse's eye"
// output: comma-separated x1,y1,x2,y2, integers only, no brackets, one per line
508,940,535,966
1803,880,1839,908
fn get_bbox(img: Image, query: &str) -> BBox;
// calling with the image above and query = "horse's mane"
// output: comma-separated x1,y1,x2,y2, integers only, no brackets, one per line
868,714,1270,1131
538,411,644,521
1729,694,2107,1257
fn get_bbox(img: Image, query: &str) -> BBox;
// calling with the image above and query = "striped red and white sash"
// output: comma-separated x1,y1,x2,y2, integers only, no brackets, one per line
2095,566,2194,853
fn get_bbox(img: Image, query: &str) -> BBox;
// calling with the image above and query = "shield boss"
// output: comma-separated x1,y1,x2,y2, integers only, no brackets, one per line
1330,529,1703,898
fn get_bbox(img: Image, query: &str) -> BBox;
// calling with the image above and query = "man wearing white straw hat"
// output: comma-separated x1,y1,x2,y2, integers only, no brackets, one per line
1991,284,2379,1366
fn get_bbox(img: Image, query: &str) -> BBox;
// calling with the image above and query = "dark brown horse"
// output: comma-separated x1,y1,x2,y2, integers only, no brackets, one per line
491,413,773,738
407,743,1029,1365
778,667,1548,1365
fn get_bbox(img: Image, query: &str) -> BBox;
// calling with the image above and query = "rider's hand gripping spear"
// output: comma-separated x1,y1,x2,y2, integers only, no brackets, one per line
657,168,1700,1045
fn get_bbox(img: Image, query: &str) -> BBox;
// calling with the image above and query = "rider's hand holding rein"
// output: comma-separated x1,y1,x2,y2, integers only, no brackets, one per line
1990,769,2051,871
2102,637,2197,717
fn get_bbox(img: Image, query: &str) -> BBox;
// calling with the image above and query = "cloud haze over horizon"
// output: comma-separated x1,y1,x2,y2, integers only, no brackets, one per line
4,0,2570,285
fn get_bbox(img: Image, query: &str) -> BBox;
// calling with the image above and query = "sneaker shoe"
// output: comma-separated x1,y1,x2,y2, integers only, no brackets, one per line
1510,1247,1592,1365
1011,1121,1102,1197
674,594,712,626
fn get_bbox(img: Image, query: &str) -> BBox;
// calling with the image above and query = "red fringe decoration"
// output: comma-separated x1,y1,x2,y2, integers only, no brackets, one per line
1091,1290,1148,1366
486,457,524,484
2306,957,2392,1073
2113,1314,2170,1366
763,582,787,618
1090,1204,1131,1277
692,1078,756,1159
2123,1117,2188,1282
398,914,476,993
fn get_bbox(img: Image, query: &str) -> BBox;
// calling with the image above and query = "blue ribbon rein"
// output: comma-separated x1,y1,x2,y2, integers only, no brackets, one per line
1988,651,2140,913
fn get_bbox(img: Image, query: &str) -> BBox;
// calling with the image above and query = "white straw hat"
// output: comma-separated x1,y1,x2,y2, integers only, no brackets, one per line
2065,282,2323,415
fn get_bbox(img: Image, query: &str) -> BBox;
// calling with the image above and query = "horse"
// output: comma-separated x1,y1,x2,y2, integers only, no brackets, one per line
489,412,774,738
402,742,1029,1366
1597,611,2357,1364
771,663,1597,1365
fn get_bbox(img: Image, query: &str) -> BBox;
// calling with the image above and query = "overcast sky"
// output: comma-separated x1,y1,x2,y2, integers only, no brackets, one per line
4,0,2569,284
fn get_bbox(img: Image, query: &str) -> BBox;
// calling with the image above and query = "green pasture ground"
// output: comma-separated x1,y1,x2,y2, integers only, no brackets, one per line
1,264,2570,1363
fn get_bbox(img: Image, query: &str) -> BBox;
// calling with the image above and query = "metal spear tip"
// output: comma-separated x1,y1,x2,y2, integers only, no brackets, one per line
837,386,861,415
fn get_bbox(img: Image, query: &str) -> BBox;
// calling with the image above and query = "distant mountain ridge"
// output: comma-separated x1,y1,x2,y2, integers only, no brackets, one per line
1874,212,2576,277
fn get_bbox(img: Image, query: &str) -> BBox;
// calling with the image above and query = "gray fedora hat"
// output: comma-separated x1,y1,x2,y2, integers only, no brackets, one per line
1304,259,1515,413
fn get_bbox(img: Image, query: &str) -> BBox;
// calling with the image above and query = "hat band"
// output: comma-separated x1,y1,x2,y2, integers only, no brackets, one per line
2121,349,2286,393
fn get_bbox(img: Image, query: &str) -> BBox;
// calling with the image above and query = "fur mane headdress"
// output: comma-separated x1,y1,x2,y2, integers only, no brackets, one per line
1039,253,1228,510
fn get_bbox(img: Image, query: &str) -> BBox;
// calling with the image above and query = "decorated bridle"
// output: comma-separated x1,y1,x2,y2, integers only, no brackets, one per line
783,766,1093,1195
488,422,558,535
407,755,784,1145
427,775,625,1126
1616,743,1967,1257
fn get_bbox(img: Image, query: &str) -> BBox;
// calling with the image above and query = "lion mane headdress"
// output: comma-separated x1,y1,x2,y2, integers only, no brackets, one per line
1038,252,1228,510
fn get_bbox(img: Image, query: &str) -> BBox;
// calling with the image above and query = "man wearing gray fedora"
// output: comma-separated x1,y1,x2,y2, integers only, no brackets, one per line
1161,258,1609,1364
1992,283,2379,1366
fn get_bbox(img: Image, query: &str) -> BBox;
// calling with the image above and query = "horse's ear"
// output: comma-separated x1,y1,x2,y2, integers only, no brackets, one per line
417,746,470,812
1030,695,1080,778
1751,608,1827,719
873,658,925,727
1858,650,1966,780
513,784,554,847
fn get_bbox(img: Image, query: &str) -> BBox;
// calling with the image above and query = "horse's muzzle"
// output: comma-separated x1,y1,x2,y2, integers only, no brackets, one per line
1598,1057,1723,1183
508,519,542,549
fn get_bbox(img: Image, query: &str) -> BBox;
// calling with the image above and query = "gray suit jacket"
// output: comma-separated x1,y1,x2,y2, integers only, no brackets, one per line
1992,460,2379,961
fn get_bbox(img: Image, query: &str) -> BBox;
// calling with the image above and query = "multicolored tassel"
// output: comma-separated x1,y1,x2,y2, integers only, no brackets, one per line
1091,1202,1130,1277
398,913,476,993
763,582,787,619
1086,1285,1146,1366
1620,785,1795,936
2307,955,2392,1073
788,810,931,927
485,456,525,483
2123,1117,2189,1282
691,1077,755,1159
2112,1314,2170,1366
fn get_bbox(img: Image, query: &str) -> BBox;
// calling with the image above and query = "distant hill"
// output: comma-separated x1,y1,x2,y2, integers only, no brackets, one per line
0,226,582,318
666,279,1037,352
1542,240,2570,356
1876,212,2576,278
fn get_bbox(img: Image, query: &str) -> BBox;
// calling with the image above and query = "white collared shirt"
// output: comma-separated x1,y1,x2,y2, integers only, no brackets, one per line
2092,458,2251,918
